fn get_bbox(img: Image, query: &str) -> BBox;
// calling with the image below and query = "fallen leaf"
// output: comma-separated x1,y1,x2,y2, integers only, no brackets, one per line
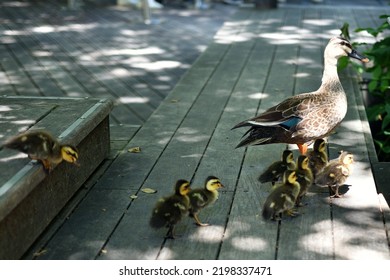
170,99,180,103
130,194,138,199
141,188,157,194
33,249,47,257
128,146,141,153
101,249,107,254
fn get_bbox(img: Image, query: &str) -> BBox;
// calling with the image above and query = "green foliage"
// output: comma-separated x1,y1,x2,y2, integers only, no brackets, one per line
340,16,390,161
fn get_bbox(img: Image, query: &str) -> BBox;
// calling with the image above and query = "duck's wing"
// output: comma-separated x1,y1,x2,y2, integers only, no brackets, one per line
232,95,312,130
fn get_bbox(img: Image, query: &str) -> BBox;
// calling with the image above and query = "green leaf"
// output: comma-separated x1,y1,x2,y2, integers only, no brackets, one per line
380,79,389,92
340,23,350,40
381,114,390,130
379,14,390,19
337,56,350,71
366,103,385,121
372,66,382,79
368,79,379,92
381,143,390,154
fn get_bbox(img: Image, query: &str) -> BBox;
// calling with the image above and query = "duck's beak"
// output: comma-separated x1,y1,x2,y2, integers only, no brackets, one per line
348,49,369,63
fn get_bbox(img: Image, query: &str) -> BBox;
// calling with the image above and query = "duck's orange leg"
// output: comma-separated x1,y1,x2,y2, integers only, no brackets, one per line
297,143,308,155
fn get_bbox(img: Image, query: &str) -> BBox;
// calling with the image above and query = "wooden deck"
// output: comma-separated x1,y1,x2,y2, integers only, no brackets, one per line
20,5,390,260
0,0,235,126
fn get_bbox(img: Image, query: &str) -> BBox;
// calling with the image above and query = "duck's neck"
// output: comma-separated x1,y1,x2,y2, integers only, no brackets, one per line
319,57,344,93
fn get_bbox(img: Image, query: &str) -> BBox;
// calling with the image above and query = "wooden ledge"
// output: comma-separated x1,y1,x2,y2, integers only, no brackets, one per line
0,96,113,259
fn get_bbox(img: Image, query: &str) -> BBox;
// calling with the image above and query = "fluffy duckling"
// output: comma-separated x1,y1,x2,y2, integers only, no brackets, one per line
307,138,328,179
188,176,224,226
262,170,301,220
315,151,354,198
2,130,79,172
150,179,191,239
295,155,314,206
258,149,296,185
232,37,369,155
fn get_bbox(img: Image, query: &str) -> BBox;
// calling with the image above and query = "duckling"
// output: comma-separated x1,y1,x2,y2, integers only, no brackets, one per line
1,130,79,172
188,176,224,226
262,170,301,220
258,149,296,185
306,138,328,179
150,179,191,239
232,37,369,155
315,151,354,198
295,155,314,206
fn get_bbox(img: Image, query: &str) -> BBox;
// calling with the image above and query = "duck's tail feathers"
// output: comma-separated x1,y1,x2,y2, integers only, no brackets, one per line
235,135,272,148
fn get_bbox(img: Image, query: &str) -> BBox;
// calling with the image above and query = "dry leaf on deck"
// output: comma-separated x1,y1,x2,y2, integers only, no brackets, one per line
141,188,157,194
128,146,141,153
130,194,138,200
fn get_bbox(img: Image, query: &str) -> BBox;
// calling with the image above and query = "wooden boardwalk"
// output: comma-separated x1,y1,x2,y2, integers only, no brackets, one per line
17,4,390,260
0,0,235,125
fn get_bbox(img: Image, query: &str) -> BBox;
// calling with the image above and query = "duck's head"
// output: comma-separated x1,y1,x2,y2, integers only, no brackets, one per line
339,151,354,166
175,179,191,196
326,37,369,63
297,155,310,170
313,138,327,153
282,149,294,164
283,170,298,185
61,145,79,164
205,176,224,191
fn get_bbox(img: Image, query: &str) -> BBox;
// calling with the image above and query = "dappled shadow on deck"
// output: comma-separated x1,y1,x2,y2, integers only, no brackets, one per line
0,0,236,125
9,4,390,260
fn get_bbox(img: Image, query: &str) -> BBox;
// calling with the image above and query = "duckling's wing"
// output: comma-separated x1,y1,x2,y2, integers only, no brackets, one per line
315,163,340,186
150,196,188,229
189,191,208,210
258,161,283,183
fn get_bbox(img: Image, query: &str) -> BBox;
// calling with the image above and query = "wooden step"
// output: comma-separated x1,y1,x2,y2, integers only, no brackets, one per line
0,96,113,259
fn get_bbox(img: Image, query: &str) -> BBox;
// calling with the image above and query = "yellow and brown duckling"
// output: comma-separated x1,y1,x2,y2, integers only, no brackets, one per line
306,138,328,179
150,179,191,239
295,155,314,206
315,151,354,198
258,149,296,185
188,176,224,226
262,170,301,221
1,130,79,172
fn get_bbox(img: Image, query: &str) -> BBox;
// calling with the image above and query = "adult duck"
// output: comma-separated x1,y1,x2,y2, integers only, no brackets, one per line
232,37,369,154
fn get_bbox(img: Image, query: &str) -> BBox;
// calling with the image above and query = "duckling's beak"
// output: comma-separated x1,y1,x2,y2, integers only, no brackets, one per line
348,49,369,63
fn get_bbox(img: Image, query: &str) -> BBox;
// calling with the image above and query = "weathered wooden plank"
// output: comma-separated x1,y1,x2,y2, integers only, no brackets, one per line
96,10,259,260
7,4,145,125
0,45,41,96
216,10,287,259
220,8,305,260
